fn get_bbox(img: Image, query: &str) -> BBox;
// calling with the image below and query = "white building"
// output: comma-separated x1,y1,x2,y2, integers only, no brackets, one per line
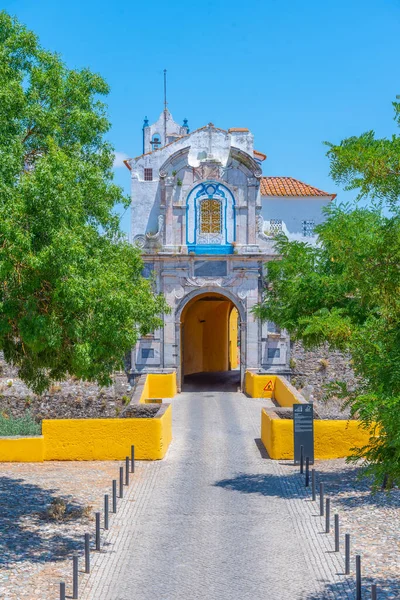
125,108,335,391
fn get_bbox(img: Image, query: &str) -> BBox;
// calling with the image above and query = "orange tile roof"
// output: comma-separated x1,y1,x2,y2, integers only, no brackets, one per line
228,127,249,133
254,149,267,161
260,177,336,199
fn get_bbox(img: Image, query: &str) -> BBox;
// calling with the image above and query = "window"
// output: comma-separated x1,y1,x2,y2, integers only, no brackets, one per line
200,199,222,234
270,219,282,236
144,168,153,182
268,348,280,359
268,321,281,335
142,348,154,359
302,220,315,237
151,133,161,150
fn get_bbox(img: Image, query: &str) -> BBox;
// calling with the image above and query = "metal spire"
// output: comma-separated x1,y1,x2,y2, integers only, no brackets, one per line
163,69,167,145
164,69,167,110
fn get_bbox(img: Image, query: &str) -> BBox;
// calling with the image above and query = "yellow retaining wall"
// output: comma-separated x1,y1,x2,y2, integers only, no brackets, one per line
261,408,372,460
0,372,175,463
245,372,276,398
43,404,172,461
0,436,44,462
245,371,306,405
148,373,177,399
138,372,177,403
274,376,306,407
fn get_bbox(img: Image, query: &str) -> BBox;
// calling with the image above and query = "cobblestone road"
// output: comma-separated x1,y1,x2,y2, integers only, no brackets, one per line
80,391,356,600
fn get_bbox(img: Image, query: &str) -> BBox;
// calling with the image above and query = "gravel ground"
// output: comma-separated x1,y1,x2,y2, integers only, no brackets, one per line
311,459,400,597
0,460,140,600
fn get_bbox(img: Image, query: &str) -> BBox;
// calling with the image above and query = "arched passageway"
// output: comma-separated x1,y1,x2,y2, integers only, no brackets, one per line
180,292,240,391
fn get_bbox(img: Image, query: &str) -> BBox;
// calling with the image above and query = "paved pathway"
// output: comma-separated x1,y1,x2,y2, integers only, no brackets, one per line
81,391,355,600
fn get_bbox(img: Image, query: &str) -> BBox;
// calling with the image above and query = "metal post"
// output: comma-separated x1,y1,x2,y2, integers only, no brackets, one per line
60,582,66,600
356,555,361,600
125,456,130,486
300,445,304,474
131,445,135,473
371,583,377,600
95,512,101,551
119,466,124,498
104,494,109,530
312,469,316,501
84,533,90,574
72,555,78,599
325,498,330,533
334,514,339,552
319,482,324,516
305,457,310,487
112,480,117,513
345,533,350,575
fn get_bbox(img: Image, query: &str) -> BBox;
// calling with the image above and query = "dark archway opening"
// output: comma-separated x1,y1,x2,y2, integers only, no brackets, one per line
180,293,240,392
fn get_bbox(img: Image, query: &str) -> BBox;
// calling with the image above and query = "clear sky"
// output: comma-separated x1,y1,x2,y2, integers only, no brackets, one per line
3,0,400,234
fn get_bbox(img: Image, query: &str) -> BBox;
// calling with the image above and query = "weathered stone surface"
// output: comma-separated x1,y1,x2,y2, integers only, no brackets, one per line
0,353,132,420
290,341,357,419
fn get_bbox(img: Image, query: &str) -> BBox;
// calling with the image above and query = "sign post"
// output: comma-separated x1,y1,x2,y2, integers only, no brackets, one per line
293,403,314,465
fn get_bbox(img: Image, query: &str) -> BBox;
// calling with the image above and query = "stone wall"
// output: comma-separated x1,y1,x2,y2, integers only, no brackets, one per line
0,353,132,420
290,341,357,419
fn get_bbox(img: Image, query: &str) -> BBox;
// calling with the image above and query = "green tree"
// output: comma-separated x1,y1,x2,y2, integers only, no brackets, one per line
255,100,400,488
0,12,167,393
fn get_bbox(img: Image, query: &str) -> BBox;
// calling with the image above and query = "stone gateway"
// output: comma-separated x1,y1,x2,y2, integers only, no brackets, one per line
125,108,335,390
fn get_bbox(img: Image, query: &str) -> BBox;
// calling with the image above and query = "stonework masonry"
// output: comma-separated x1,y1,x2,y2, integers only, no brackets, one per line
127,108,335,390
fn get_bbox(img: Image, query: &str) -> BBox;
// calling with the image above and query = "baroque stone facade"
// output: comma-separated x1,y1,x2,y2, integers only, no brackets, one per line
126,109,335,390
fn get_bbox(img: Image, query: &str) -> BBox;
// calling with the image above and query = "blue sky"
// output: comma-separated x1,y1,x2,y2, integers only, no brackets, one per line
4,0,400,234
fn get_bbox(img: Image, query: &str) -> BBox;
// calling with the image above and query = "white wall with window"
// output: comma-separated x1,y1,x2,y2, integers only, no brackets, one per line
260,196,331,242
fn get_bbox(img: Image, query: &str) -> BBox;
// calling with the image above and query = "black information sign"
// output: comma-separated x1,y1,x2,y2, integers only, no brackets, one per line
293,403,314,465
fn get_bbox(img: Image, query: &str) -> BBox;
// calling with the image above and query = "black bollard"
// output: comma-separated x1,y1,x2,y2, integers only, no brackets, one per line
320,482,325,516
356,555,361,600
371,583,377,600
325,498,331,533
95,511,101,551
84,533,90,574
119,466,124,498
72,555,78,599
131,445,135,473
125,456,130,486
345,533,350,575
305,457,310,487
334,514,339,552
300,445,304,474
112,479,117,513
311,469,316,501
104,494,109,530
60,582,66,600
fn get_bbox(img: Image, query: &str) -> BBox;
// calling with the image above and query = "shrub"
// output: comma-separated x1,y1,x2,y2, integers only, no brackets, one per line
0,412,41,436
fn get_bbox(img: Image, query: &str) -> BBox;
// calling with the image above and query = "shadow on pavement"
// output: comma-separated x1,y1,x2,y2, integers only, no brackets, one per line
214,468,400,510
305,577,400,599
0,476,87,565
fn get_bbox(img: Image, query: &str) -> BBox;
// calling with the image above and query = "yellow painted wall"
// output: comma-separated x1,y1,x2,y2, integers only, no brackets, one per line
183,299,232,375
229,308,239,369
245,372,306,405
245,372,276,398
0,436,44,462
147,373,177,399
43,404,172,461
274,377,305,407
261,408,373,460
0,374,175,463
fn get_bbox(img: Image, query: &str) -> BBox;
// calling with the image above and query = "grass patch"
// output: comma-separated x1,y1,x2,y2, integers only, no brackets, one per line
0,412,41,436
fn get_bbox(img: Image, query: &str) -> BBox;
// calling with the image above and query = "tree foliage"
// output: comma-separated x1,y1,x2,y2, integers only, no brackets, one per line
255,100,400,487
0,12,167,393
